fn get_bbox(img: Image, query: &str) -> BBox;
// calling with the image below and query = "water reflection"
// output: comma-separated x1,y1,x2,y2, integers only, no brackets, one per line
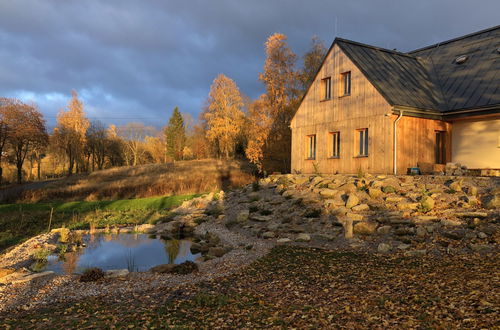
43,233,201,274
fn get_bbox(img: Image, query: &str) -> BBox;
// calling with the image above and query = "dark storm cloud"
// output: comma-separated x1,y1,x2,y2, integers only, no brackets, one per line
0,0,498,127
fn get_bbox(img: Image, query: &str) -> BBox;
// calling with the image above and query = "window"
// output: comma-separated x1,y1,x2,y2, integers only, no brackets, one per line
356,128,368,156
329,132,340,158
341,71,351,96
321,77,331,100
435,131,446,164
307,135,316,159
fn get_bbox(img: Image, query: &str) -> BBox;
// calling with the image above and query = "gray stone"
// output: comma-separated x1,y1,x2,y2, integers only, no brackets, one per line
420,196,435,211
353,221,378,235
262,231,276,239
397,203,419,210
470,244,494,253
345,194,360,209
416,226,427,237
236,210,250,223
440,219,462,227
368,188,383,199
404,249,427,257
377,225,392,234
208,247,227,258
395,227,415,236
105,269,129,278
277,238,292,244
449,181,462,192
352,204,370,212
10,271,55,284
397,244,411,250
150,264,176,273
319,189,339,198
295,233,311,242
250,215,272,222
478,232,488,239
377,243,391,253
442,229,466,240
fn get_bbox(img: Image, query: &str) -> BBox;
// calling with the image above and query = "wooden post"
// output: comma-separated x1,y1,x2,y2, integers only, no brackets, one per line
47,207,54,232
344,218,353,239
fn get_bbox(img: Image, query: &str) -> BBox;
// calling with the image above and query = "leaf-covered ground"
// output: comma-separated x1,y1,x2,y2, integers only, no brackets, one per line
2,246,499,329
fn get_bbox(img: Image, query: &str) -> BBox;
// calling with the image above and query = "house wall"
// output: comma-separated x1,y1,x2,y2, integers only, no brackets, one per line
395,115,452,174
451,117,500,168
290,44,393,174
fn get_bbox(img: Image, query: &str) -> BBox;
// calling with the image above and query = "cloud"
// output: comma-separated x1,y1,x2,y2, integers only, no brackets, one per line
0,0,498,128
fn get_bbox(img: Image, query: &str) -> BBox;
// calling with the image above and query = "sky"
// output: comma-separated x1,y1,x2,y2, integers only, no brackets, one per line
0,0,498,129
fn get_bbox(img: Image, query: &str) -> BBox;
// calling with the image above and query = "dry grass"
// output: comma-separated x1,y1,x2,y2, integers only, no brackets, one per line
18,159,256,203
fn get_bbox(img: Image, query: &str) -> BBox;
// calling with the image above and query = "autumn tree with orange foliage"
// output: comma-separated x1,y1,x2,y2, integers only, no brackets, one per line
246,33,300,173
1,99,48,183
203,74,245,159
53,91,90,176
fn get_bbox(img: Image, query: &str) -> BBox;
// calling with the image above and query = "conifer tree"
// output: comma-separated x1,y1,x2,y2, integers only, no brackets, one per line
164,107,186,161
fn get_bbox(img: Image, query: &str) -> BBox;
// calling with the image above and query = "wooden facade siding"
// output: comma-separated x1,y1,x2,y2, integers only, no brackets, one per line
394,115,452,174
291,44,393,174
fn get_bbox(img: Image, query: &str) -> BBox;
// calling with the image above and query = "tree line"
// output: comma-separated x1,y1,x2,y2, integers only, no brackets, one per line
0,33,326,184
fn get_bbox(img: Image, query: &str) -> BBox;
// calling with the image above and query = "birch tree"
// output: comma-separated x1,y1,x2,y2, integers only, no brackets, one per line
203,74,245,158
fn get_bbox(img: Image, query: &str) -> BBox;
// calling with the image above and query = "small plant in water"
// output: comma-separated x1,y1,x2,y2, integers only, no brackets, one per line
79,267,105,282
125,249,137,272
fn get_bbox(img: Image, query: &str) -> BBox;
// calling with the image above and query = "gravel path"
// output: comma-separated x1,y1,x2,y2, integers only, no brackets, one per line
0,221,273,314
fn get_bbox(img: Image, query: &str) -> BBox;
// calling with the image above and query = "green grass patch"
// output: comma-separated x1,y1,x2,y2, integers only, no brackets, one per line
0,194,201,214
0,194,201,251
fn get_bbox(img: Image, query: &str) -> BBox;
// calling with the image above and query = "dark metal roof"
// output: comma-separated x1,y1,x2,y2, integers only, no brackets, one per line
409,25,500,112
329,25,500,114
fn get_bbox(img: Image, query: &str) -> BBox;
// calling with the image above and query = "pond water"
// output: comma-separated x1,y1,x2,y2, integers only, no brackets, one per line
42,233,201,274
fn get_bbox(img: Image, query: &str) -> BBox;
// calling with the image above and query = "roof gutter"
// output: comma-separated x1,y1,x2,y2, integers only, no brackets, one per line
393,110,404,175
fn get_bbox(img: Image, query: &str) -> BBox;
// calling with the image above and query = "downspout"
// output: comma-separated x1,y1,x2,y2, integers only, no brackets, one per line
393,110,403,175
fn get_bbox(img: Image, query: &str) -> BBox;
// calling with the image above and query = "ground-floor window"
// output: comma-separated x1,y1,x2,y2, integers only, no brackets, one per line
356,128,368,156
435,130,446,164
306,134,316,159
329,131,340,158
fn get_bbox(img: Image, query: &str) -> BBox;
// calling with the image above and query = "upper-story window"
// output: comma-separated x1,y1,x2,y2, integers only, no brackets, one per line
341,71,351,96
321,77,331,100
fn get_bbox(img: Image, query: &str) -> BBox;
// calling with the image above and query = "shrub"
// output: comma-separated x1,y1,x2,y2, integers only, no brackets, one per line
32,248,51,262
172,261,198,274
382,186,396,194
57,227,71,243
79,267,105,282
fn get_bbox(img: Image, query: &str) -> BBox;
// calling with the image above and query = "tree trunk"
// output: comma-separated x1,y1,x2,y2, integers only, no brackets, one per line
37,157,42,180
17,162,22,184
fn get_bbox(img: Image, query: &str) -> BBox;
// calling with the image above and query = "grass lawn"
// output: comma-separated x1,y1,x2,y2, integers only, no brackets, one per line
0,194,200,250
1,246,498,328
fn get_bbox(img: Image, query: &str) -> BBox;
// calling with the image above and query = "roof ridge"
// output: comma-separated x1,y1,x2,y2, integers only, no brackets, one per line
408,24,500,54
335,37,418,59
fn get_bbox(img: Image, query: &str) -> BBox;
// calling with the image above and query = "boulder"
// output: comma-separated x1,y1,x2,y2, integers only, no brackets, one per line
105,269,129,278
353,221,377,235
250,215,272,222
208,247,227,258
484,195,500,209
277,238,292,244
442,229,466,240
368,188,383,199
386,196,404,203
449,180,462,192
377,243,391,253
339,183,357,193
352,204,370,212
319,189,339,198
469,244,494,253
416,226,427,237
377,226,392,234
397,203,419,210
262,231,276,239
382,186,397,194
295,233,311,242
420,196,435,211
150,264,176,273
404,249,427,257
136,224,156,234
440,219,462,227
345,194,360,209
10,271,55,284
0,268,15,278
236,210,250,223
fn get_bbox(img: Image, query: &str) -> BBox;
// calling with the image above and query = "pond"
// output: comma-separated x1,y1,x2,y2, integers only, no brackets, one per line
41,233,201,274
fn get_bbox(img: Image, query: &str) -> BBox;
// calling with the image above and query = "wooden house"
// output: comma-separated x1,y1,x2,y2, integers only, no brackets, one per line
291,25,500,174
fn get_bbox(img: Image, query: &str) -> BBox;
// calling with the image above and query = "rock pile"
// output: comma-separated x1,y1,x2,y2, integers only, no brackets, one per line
222,173,499,255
